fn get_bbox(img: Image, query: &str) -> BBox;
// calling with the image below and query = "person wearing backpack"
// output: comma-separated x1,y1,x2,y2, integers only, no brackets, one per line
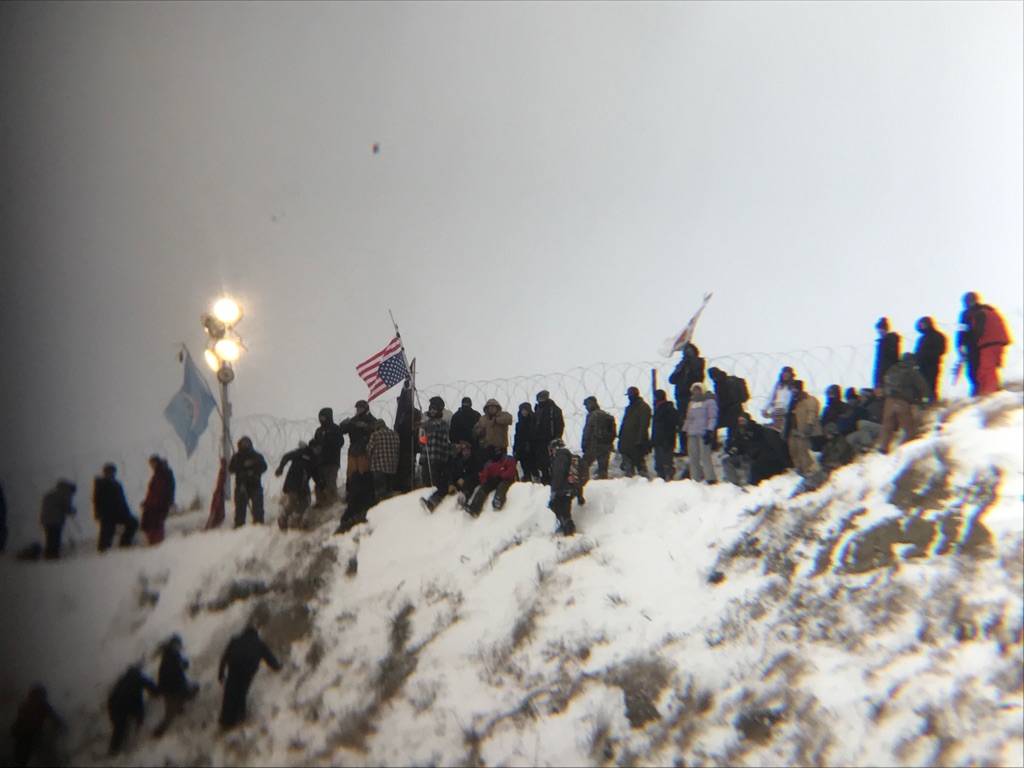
547,439,578,536
618,387,652,477
580,396,616,483
707,367,748,443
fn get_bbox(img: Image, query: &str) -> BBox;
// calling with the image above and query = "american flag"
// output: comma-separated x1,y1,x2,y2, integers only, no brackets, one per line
356,336,410,401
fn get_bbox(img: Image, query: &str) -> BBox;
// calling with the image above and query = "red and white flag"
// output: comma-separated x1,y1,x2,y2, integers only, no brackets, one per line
659,292,713,357
356,336,410,401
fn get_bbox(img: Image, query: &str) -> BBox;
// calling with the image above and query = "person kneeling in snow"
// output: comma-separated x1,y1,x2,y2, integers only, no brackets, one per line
547,439,579,536
463,446,517,516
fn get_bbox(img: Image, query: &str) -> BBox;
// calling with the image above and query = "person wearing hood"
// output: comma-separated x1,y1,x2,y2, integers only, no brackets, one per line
914,316,947,403
153,634,199,737
618,387,652,478
580,396,617,483
819,385,849,431
310,407,344,507
93,463,138,552
873,317,901,390
707,367,749,442
473,398,514,454
530,390,565,485
141,455,175,545
651,390,679,481
464,445,517,516
878,352,931,454
420,396,455,512
667,343,706,451
512,402,536,482
448,397,481,447
218,626,282,730
228,437,268,527
274,442,320,531
40,479,76,559
682,383,718,483
339,400,377,478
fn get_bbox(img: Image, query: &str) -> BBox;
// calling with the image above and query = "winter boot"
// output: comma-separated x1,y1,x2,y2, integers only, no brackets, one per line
558,516,576,536
420,496,439,513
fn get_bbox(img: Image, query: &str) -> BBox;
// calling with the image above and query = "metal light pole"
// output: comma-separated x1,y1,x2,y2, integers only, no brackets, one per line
202,297,244,502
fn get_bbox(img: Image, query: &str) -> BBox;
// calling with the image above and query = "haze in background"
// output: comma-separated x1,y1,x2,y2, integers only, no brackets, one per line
1,3,1021,503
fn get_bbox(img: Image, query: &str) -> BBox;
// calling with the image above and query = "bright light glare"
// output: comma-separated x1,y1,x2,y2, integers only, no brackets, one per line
214,338,241,361
204,348,220,371
212,298,242,325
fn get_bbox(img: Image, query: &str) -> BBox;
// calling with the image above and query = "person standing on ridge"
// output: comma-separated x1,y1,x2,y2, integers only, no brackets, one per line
512,402,536,482
141,455,175,545
274,441,319,531
667,343,705,452
228,437,268,527
914,317,947,403
309,407,344,507
618,387,652,478
530,390,565,485
448,397,481,448
873,317,901,390
651,390,679,481
682,383,718,484
40,479,77,559
580,396,616,484
93,462,138,551
957,292,1012,396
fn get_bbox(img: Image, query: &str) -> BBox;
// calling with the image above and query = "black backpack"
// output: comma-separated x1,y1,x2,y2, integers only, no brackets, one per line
729,376,750,406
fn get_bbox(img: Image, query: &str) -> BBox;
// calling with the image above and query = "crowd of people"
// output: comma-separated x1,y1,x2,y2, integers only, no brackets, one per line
0,291,1014,758
8,625,281,763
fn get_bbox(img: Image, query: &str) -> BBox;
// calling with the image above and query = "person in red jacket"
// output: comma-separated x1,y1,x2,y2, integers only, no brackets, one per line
141,455,175,545
957,292,1012,396
463,446,517,517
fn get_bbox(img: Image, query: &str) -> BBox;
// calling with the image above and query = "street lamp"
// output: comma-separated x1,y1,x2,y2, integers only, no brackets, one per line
202,296,244,499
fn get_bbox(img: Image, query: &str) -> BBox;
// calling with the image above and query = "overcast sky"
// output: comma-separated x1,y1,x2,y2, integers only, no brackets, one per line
1,2,1021,495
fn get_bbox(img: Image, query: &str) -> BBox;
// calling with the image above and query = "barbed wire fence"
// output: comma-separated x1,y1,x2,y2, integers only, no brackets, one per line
3,334,1021,549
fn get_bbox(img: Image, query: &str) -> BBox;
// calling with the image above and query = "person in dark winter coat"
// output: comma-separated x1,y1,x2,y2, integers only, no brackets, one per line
107,664,158,755
651,390,678,481
393,381,421,494
449,397,481,447
309,407,344,507
339,400,377,477
873,317,901,390
464,446,517,516
618,387,652,477
707,367,748,440
580,396,616,483
448,439,482,504
846,388,885,453
141,455,175,545
914,317,947,403
10,684,63,767
218,626,282,730
819,385,849,431
275,442,320,531
93,463,138,552
819,423,855,474
512,402,536,482
530,391,565,485
667,343,705,449
878,353,930,454
154,634,199,737
39,479,76,559
420,397,455,512
228,437,268,527
723,412,790,486
547,439,578,536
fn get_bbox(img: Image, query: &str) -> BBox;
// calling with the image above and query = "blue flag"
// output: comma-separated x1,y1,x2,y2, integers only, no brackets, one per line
164,351,218,457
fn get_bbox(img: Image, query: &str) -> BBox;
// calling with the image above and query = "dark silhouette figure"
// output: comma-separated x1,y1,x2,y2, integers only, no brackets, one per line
107,665,158,755
154,634,199,738
218,627,282,729
93,463,138,551
10,685,63,767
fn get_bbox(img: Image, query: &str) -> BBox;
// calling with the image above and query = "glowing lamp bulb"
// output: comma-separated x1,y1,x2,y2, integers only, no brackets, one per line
212,298,242,325
204,348,220,371
214,338,241,361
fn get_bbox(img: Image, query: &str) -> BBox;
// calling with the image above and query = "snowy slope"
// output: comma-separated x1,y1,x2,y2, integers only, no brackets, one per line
0,393,1022,767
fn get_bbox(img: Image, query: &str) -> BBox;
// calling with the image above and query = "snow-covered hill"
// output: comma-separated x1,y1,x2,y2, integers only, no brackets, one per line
1,393,1022,767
